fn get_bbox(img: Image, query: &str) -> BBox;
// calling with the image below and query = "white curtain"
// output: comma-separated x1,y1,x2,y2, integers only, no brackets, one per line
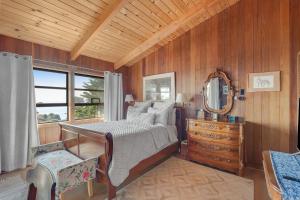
0,52,39,172
104,71,123,121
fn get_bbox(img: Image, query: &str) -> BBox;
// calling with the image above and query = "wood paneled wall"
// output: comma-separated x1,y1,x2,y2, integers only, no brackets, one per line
290,0,300,154
0,35,113,71
0,34,114,144
121,0,297,167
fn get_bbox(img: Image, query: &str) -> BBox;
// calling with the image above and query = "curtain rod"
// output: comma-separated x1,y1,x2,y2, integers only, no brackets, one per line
33,58,106,73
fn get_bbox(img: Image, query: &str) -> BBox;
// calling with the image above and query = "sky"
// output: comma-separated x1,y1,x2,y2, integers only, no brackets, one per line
33,69,102,120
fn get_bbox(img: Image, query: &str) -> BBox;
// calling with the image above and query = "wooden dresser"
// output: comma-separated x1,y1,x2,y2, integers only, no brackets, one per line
187,119,244,175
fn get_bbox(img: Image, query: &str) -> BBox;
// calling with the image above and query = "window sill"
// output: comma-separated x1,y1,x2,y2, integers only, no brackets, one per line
38,118,104,128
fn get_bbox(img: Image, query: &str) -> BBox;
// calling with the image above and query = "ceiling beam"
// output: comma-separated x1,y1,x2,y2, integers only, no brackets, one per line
71,0,128,61
114,0,238,69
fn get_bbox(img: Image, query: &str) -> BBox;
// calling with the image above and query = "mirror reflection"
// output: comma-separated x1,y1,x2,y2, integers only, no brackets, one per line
205,77,228,110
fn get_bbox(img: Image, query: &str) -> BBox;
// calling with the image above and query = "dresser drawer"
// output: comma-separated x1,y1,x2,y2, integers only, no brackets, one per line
188,138,239,160
188,130,239,146
188,120,240,134
188,150,239,173
186,119,244,175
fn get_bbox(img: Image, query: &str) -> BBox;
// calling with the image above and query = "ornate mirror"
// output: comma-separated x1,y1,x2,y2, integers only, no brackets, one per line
203,70,234,115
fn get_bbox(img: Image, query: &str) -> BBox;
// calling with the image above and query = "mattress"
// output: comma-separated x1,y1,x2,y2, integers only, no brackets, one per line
76,120,178,186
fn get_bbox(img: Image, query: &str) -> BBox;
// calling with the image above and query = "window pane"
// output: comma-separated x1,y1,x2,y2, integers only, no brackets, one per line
75,75,104,90
75,105,103,119
34,69,67,88
35,88,67,104
37,106,68,123
74,90,103,104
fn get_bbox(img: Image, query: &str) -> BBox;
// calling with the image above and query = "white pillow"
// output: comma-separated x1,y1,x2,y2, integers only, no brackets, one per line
170,108,176,126
131,113,155,124
153,102,175,125
133,101,152,112
126,106,144,120
148,107,169,125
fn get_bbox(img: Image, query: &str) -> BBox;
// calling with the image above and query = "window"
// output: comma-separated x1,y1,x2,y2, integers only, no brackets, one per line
74,73,104,119
34,68,68,123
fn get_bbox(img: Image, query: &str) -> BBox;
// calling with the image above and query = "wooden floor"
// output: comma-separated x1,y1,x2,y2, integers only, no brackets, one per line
244,167,270,200
64,158,270,200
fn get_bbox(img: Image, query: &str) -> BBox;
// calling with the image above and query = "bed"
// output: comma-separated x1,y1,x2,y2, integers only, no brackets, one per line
58,105,181,200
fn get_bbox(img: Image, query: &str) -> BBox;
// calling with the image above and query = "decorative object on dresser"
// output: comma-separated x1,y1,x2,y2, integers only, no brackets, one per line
187,119,244,175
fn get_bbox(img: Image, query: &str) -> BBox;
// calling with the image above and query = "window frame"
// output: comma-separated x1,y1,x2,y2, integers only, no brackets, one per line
74,73,104,120
34,67,69,123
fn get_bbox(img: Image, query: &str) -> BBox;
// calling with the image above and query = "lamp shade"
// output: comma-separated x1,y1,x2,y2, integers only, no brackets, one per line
176,93,184,103
125,94,134,102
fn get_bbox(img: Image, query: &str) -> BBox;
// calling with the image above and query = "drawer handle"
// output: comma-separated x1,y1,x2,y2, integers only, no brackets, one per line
193,132,235,141
191,142,238,153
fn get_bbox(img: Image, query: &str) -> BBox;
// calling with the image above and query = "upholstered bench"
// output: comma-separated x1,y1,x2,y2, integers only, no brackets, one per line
263,151,300,200
27,141,98,200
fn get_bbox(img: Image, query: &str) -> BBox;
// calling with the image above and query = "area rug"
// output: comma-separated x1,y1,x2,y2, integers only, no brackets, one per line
0,171,28,200
115,157,253,200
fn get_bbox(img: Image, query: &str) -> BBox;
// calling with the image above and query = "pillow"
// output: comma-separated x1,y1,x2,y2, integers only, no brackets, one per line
170,108,176,126
148,107,169,125
153,102,175,125
133,101,152,112
128,113,155,124
126,106,144,120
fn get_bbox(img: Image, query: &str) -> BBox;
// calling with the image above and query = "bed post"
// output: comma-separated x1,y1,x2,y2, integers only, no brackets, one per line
59,123,63,141
105,132,116,199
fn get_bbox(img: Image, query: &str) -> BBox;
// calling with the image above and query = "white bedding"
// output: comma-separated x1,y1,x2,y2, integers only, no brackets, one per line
76,120,178,186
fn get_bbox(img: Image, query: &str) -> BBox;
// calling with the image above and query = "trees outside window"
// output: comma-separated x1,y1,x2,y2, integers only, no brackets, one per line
33,69,104,123
74,74,104,120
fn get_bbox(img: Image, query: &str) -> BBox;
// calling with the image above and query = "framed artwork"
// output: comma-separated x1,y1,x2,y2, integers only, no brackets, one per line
143,72,175,102
248,71,280,92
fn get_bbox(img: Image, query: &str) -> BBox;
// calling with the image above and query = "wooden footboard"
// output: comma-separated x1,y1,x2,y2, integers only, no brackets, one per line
59,123,116,199
262,151,282,200
59,122,178,200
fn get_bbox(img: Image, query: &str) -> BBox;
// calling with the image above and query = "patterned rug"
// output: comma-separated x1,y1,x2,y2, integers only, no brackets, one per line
114,157,253,200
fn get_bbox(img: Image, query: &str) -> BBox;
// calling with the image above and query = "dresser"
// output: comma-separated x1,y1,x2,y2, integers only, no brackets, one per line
187,119,244,175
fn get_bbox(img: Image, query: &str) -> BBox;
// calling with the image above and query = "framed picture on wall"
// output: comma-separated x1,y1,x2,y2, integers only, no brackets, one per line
248,71,280,92
143,72,175,102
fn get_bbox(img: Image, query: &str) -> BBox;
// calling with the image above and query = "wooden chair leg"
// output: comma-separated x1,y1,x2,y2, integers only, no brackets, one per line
108,184,116,200
87,180,94,197
28,183,37,200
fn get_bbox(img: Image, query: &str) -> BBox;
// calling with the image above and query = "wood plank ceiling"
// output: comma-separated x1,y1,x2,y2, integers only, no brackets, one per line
0,0,239,68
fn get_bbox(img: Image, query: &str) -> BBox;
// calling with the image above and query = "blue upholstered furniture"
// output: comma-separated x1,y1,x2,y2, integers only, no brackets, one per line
263,150,300,200
27,141,98,200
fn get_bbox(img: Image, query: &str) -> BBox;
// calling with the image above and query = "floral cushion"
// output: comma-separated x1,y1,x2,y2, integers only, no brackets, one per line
36,150,82,182
32,141,64,158
57,157,97,194
31,146,98,199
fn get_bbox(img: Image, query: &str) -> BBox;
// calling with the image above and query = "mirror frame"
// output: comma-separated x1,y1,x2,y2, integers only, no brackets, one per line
203,70,234,115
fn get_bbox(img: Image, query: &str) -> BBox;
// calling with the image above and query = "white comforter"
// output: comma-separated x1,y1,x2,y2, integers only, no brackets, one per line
77,120,178,186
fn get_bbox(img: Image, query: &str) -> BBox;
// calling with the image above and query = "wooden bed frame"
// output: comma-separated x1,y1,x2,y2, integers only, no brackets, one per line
262,151,282,200
58,118,180,200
